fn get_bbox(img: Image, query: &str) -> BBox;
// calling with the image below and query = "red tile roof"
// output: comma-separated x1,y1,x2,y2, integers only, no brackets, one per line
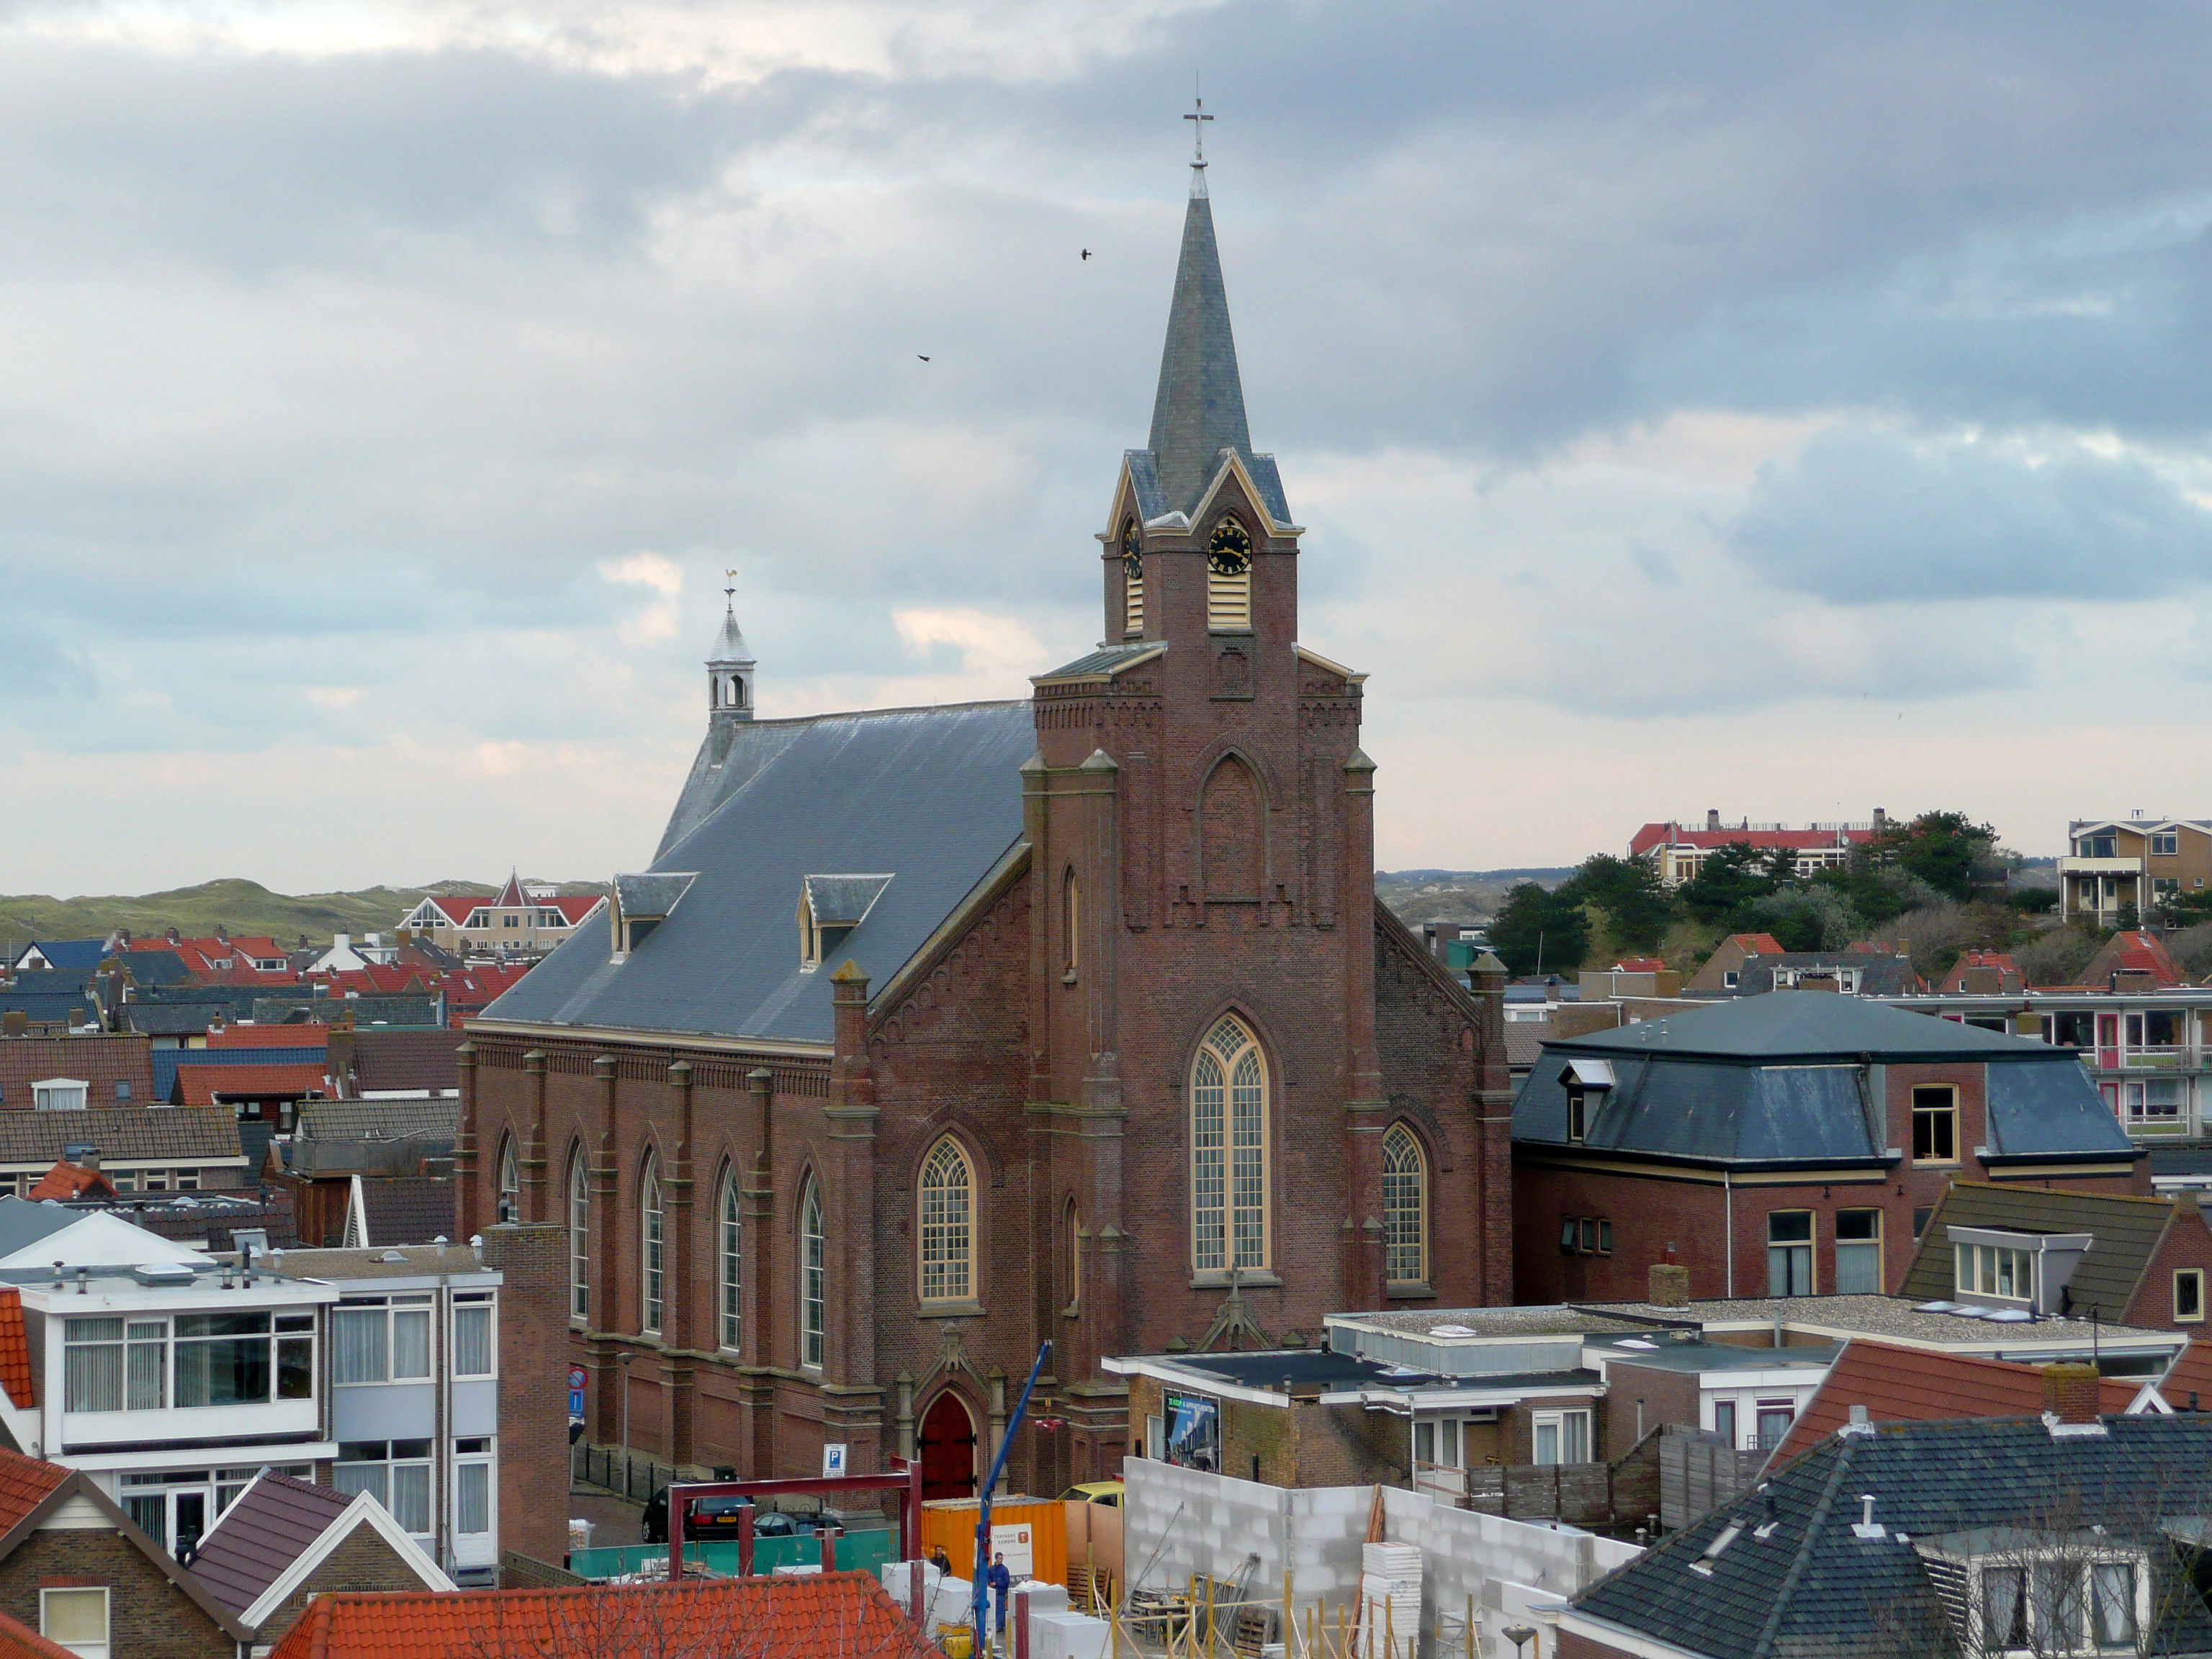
1938,950,2023,992
0,1292,34,1409
2082,930,2185,988
178,1064,328,1109
1768,1339,2138,1469
2159,1339,2212,1410
26,1162,117,1202
313,966,433,995
1611,958,1668,974
0,1611,77,1659
0,1036,156,1106
0,1449,68,1537
268,1573,942,1659
421,894,601,927
1727,933,1786,955
209,1024,332,1051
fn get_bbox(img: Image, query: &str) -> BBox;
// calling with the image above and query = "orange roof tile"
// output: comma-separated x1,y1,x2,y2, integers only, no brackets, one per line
178,1064,328,1109
268,1573,941,1659
0,1294,34,1410
0,1448,67,1536
2160,1339,2212,1410
1769,1339,2138,1469
207,1024,331,1051
1727,933,1785,955
0,1611,78,1659
26,1162,117,1203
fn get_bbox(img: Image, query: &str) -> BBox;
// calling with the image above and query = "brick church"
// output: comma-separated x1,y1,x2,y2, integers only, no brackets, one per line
458,145,1514,1501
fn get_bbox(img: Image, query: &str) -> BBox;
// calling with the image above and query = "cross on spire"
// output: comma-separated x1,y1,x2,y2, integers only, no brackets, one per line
1184,79,1212,168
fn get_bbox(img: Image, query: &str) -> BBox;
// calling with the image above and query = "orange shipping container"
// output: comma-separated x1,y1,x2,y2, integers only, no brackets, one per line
920,1496,1067,1587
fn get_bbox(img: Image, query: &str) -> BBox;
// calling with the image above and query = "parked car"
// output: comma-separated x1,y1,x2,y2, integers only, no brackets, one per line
641,1489,812,1545
1059,1480,1123,1508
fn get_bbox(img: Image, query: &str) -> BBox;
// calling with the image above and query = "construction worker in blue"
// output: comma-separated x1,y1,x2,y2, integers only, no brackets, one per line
986,1552,1012,1639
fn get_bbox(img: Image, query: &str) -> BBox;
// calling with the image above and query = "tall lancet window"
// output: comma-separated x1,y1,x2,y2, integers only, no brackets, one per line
639,1155,664,1336
1120,519,1143,636
1382,1125,1429,1288
1191,1015,1269,1273
495,1138,519,1225
1207,516,1252,631
917,1138,976,1305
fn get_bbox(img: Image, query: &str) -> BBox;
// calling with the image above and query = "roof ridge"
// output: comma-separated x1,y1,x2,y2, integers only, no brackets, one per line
1947,1177,2175,1209
1750,1433,1857,1659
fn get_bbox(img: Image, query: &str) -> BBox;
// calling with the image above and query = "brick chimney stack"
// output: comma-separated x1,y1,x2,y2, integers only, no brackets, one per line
1706,809,1721,832
1649,1262,1691,1308
2041,1363,2102,1425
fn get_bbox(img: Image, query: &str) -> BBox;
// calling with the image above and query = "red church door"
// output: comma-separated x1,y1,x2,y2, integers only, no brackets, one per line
920,1394,977,1502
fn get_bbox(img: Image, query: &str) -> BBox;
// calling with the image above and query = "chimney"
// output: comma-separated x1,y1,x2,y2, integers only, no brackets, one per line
1872,807,1887,831
827,960,874,1109
1706,809,1721,832
2041,1364,2101,1426
1,1011,24,1038
1648,1262,1691,1308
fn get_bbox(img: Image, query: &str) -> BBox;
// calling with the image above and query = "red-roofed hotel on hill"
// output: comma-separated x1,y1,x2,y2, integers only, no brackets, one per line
1630,809,1888,887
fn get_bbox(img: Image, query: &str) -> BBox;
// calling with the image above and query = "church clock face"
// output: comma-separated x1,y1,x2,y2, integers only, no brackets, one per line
1121,518,1142,579
1208,517,1253,576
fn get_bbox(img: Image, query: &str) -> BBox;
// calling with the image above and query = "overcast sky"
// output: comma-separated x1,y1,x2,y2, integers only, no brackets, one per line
6,0,2211,894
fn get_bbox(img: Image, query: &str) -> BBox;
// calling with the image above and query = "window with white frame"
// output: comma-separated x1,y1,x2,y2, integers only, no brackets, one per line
454,1437,494,1538
1382,1125,1428,1287
1955,1241,2037,1305
40,1586,108,1658
718,1169,742,1352
1971,1552,2144,1655
333,1295,433,1385
453,1293,495,1376
640,1156,665,1336
32,1079,87,1112
66,1312,311,1410
1190,1015,1269,1274
569,1151,590,1322
800,1179,826,1370
1835,1208,1883,1295
334,1439,433,1536
918,1136,976,1305
1532,1408,1592,1465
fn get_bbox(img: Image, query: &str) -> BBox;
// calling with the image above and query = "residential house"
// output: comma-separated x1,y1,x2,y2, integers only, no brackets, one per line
184,1472,452,1652
1513,993,2146,1306
1762,1338,2140,1471
0,1202,341,1558
2081,927,2189,990
1683,935,1786,997
395,878,604,960
1704,946,1925,999
1629,811,1887,889
2060,816,2212,923
1936,950,2026,994
1558,1414,2212,1659
5,946,105,979
277,1101,457,1248
0,1106,246,1200
0,1447,249,1658
238,1245,508,1584
337,1177,457,1250
267,1574,940,1659
323,1028,462,1100
1897,1181,2212,1330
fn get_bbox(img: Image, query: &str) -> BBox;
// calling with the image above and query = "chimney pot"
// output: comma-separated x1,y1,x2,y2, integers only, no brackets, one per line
1706,809,1721,832
1848,1403,1870,1426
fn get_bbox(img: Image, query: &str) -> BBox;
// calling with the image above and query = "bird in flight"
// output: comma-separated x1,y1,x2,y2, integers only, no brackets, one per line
917,355,930,362
1081,248,1092,261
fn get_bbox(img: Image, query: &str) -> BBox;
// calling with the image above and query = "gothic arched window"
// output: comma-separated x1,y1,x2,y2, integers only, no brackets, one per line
640,1156,665,1336
495,1136,519,1225
718,1167,742,1352
1191,1015,1269,1274
1382,1125,1429,1288
800,1179,826,1370
567,1151,589,1323
918,1138,976,1306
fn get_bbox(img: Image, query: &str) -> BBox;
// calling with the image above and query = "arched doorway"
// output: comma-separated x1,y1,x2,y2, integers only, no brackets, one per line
919,1393,977,1502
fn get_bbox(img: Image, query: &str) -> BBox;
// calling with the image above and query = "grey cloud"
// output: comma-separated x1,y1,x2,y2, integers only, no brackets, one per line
1726,428,2212,603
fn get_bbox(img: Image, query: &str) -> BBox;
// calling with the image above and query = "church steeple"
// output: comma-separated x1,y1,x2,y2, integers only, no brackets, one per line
706,575,755,724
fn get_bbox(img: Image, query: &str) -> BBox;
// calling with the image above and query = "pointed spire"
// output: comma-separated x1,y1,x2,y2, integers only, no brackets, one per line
495,870,527,907
709,571,754,667
1148,117,1252,519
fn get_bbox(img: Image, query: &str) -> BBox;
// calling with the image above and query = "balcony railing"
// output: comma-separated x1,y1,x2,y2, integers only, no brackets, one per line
2070,1046,2200,1072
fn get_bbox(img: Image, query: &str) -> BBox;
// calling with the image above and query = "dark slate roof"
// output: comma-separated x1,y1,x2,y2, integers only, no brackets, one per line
1135,181,1290,527
0,1199,90,1259
655,715,812,860
1733,953,1925,997
0,1107,243,1170
490,701,1035,1045
1898,1182,2183,1320
116,950,191,988
17,941,105,974
344,1030,461,1094
1570,1415,2212,1659
355,1177,455,1246
0,992,91,1026
1515,992,2135,1164
1034,643,1166,683
299,1101,459,1144
122,1003,217,1036
189,1472,356,1624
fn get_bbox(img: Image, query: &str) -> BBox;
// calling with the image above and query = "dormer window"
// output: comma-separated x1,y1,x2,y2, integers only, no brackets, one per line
1947,1226,2092,1315
1557,1058,1614,1143
610,872,697,958
797,875,893,971
1967,1553,2141,1654
32,1079,87,1112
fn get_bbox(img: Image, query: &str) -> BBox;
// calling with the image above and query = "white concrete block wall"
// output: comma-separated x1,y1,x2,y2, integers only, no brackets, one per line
1124,1461,1642,1659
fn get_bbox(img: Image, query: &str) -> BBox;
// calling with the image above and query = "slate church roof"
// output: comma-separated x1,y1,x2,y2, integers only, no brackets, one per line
1514,992,2137,1166
484,701,1035,1046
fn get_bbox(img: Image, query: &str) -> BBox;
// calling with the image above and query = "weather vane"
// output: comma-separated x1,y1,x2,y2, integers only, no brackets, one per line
1184,74,1212,168
724,568,737,604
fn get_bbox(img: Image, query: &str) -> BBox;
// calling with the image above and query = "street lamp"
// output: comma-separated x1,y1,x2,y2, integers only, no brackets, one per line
1503,1624,1539,1659
619,1352,637,1501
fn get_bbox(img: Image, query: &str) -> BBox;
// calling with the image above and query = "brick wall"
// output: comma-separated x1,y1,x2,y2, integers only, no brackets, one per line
256,1525,429,1647
1601,1358,1701,1450
2128,1198,2212,1331
480,1221,568,1565
0,1526,230,1659
1557,1629,1635,1659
